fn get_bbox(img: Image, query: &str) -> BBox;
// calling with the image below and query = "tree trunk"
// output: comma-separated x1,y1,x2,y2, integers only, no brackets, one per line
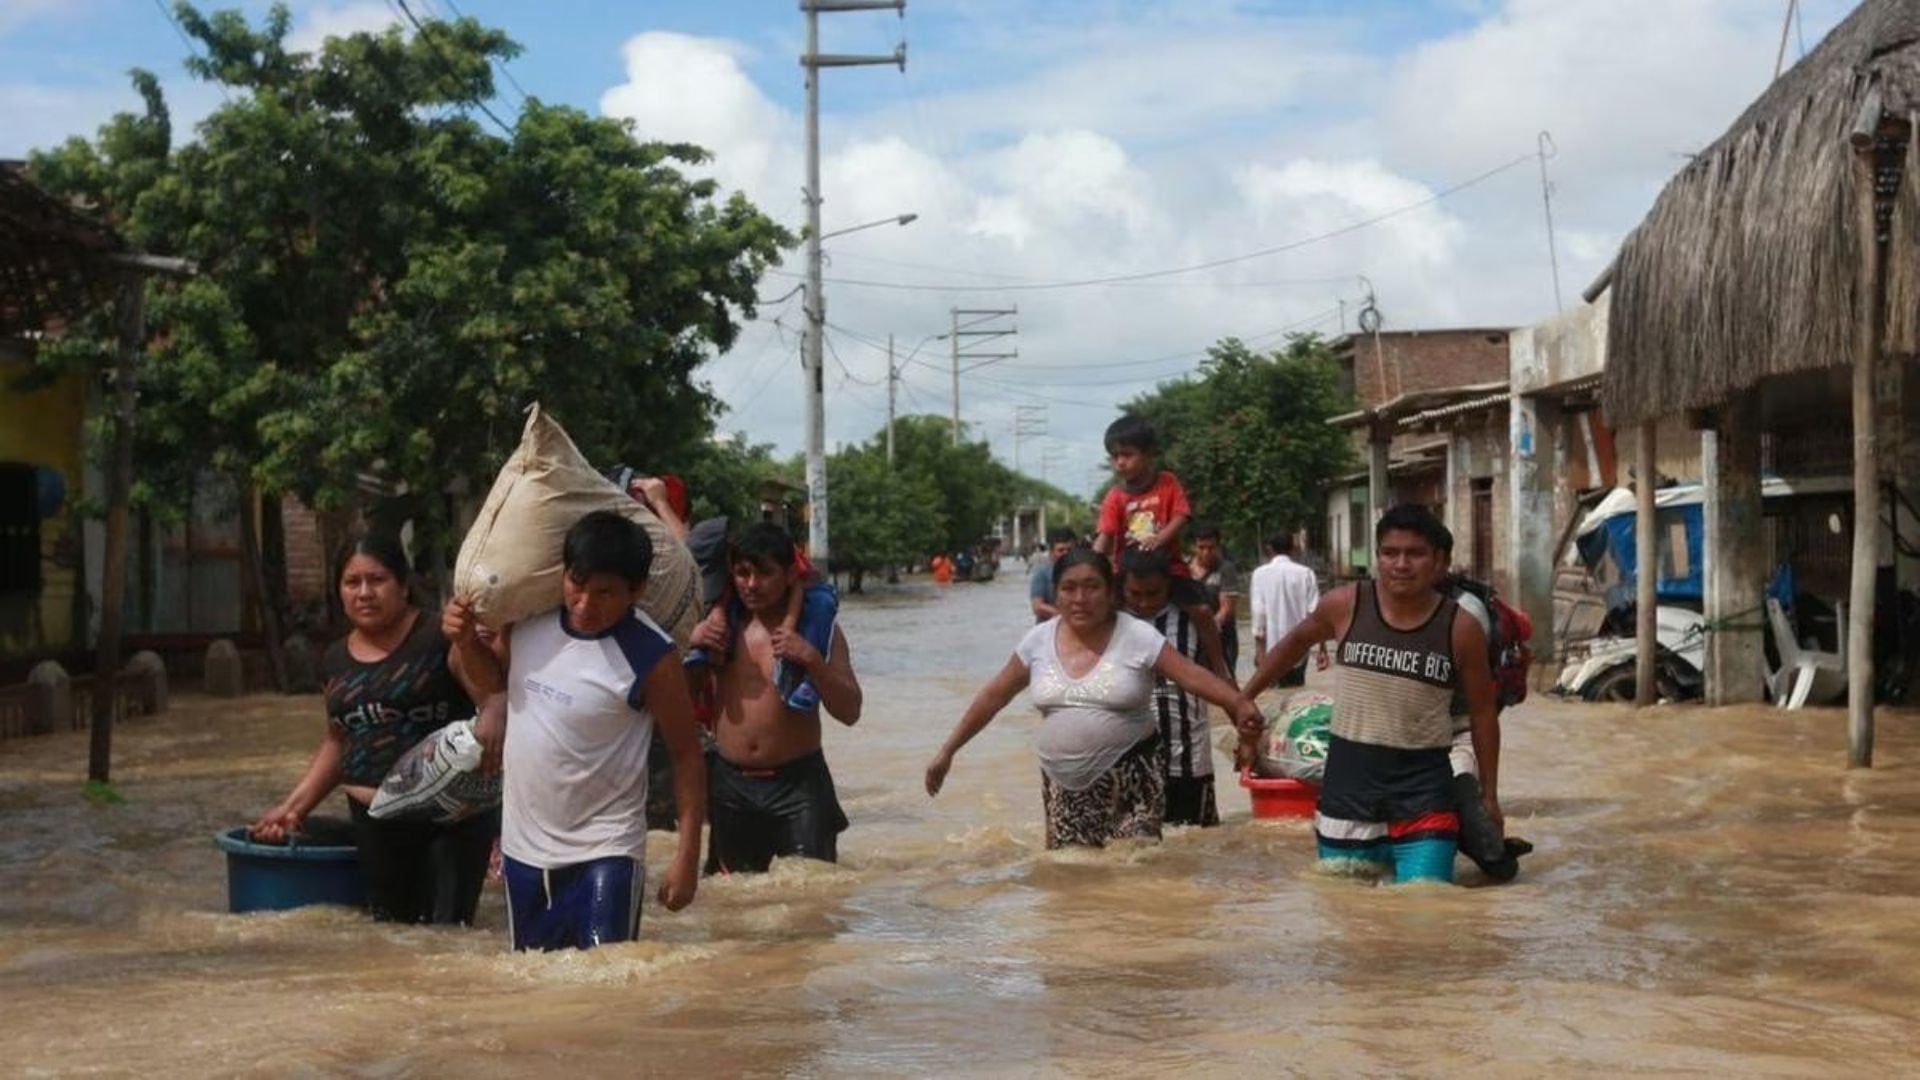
238,481,291,694
90,276,142,784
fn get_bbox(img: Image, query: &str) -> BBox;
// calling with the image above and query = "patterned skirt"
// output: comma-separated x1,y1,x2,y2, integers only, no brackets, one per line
1041,735,1166,849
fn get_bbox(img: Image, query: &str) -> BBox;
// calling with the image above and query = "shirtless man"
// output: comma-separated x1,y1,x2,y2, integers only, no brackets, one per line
691,522,864,873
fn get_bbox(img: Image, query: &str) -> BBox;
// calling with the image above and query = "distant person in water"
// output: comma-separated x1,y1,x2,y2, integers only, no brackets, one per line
1241,505,1502,885
925,547,1258,849
1029,526,1079,623
251,533,501,925
694,522,864,873
448,510,708,951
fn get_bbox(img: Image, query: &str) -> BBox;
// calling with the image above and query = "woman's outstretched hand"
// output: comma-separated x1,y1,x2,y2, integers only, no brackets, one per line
924,750,954,797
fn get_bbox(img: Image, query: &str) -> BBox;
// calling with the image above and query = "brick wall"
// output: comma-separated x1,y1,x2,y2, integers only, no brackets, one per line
281,495,328,608
1340,329,1513,408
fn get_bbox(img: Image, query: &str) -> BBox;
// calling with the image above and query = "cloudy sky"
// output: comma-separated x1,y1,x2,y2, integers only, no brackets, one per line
2,0,1853,493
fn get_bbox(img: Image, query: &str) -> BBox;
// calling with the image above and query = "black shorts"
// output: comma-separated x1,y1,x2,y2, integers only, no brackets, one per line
348,799,498,925
1276,662,1306,688
1316,735,1454,826
705,749,848,874
1164,773,1219,827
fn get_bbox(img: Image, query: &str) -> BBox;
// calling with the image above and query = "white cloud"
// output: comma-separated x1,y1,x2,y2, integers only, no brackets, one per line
286,2,401,54
600,32,791,203
592,2,1853,490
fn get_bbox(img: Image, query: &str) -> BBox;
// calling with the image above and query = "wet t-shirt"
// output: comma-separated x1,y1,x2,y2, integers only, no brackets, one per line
1016,613,1165,791
324,615,475,787
1097,470,1194,575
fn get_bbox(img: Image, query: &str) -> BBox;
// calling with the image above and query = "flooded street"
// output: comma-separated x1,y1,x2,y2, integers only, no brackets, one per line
5,571,1920,1077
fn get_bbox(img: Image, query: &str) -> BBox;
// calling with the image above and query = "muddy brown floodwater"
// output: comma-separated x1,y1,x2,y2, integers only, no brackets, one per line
4,570,1920,1077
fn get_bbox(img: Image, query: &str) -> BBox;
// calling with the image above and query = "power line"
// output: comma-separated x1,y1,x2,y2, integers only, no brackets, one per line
826,250,1359,291
824,330,885,387
432,0,530,106
392,0,514,137
150,0,234,103
730,325,802,419
826,303,1343,380
768,150,1536,293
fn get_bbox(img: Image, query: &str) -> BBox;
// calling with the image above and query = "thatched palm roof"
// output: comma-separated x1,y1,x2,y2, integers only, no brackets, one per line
0,162,125,337
1602,0,1920,425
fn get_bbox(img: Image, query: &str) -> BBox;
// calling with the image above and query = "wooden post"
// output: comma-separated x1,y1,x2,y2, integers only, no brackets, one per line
1846,95,1886,768
1635,421,1658,707
89,274,142,783
1368,421,1391,523
237,482,290,693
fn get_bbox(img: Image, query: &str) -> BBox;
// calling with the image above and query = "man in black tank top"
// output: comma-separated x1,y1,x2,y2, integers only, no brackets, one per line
1239,505,1504,885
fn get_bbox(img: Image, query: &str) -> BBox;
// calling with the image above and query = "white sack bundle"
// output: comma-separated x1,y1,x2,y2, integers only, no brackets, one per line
452,404,698,644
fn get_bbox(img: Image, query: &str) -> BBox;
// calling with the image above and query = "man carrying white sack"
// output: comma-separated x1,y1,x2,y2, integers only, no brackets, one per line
445,510,708,951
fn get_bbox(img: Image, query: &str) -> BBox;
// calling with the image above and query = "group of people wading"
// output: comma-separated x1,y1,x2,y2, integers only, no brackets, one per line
932,415,1514,883
254,486,862,950
253,412,1518,953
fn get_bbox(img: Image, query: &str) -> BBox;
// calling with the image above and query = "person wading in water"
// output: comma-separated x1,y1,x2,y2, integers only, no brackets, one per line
1241,504,1503,884
925,547,1258,849
694,523,865,873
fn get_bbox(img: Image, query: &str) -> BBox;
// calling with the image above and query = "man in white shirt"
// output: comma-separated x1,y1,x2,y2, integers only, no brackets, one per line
446,510,708,951
1247,532,1325,688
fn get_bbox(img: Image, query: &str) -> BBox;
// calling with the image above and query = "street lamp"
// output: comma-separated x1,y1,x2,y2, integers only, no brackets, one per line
818,212,918,242
803,209,918,567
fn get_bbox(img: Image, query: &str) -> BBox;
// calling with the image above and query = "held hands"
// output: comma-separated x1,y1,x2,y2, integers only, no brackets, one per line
1230,698,1264,740
657,857,697,911
441,598,479,646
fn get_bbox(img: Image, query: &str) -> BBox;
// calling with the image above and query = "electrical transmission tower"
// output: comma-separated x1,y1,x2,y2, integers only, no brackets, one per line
948,306,1017,444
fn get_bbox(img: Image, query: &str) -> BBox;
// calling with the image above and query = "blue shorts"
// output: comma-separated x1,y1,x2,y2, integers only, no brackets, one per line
502,854,643,951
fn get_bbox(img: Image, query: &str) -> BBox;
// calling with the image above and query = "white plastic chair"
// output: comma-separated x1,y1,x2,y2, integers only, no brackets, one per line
1764,598,1848,709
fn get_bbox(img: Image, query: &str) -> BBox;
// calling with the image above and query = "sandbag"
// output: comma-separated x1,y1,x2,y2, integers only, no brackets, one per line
1255,690,1333,781
453,404,699,644
367,719,502,823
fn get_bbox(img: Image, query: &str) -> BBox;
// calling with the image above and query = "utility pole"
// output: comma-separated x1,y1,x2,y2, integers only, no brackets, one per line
948,306,1018,444
1537,130,1564,313
801,0,905,566
1012,404,1047,475
886,333,897,466
1040,445,1065,487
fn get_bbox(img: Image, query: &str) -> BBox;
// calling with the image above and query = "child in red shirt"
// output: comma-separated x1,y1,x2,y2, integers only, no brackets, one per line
1092,414,1231,683
1094,414,1195,574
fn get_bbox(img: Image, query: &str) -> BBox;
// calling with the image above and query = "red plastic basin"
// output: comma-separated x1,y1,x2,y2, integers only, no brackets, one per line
1239,769,1320,819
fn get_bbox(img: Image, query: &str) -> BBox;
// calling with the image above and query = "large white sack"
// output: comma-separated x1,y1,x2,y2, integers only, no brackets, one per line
453,404,699,644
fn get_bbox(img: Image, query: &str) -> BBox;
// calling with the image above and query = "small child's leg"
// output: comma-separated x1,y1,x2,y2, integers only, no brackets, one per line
683,598,735,669
779,581,840,711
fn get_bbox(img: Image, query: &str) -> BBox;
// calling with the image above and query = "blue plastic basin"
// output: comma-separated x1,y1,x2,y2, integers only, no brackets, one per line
213,826,366,913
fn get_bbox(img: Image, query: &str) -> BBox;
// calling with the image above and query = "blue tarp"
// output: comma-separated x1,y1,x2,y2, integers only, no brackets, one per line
1580,504,1704,603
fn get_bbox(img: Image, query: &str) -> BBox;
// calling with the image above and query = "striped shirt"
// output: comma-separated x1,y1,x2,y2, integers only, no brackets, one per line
1332,582,1459,751
1145,604,1212,779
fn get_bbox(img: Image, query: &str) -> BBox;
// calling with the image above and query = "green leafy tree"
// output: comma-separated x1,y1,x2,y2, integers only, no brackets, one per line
825,444,944,591
25,3,789,640
1122,334,1354,558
